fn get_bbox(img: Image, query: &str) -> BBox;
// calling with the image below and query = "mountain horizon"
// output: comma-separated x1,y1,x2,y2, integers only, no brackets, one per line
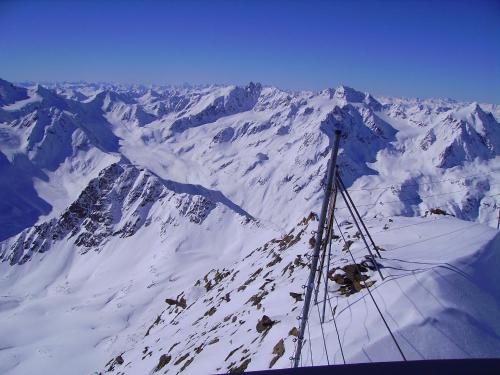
0,76,499,374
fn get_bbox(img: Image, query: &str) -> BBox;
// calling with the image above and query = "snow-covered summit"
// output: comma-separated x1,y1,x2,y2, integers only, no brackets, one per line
334,85,366,102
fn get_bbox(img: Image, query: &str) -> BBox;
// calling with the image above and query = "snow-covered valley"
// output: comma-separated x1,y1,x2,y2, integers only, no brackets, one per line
0,78,499,374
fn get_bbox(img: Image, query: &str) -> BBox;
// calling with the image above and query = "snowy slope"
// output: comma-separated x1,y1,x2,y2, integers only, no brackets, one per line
106,216,500,373
3,79,499,235
0,210,498,374
0,79,499,374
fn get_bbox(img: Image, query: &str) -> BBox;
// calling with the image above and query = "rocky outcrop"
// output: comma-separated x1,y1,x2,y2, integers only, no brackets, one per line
0,163,249,265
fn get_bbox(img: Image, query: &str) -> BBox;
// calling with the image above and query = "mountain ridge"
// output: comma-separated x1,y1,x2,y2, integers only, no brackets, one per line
0,78,499,374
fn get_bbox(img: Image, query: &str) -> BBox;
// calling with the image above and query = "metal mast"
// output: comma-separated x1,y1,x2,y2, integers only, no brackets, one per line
293,130,342,368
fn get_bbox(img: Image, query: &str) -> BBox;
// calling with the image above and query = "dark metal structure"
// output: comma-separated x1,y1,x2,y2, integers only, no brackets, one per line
241,358,500,375
292,130,407,367
292,130,342,368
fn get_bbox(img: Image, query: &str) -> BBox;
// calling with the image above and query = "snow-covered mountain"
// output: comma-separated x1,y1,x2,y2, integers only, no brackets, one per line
0,79,499,374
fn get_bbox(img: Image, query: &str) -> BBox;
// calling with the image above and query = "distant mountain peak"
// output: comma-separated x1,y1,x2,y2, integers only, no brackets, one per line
334,85,366,102
0,78,28,105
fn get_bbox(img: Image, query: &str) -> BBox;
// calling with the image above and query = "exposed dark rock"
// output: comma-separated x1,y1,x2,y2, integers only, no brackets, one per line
272,228,306,251
342,240,354,252
180,356,194,372
145,313,163,336
168,342,180,352
293,255,307,267
194,343,204,354
248,290,268,307
204,306,217,316
256,315,276,333
208,337,219,345
228,358,251,373
105,353,125,372
430,208,449,215
174,352,190,366
269,339,285,368
154,354,171,372
333,263,375,297
298,212,318,225
288,327,299,337
165,296,187,309
289,292,303,303
309,236,316,248
238,268,263,291
266,253,282,267
225,345,244,361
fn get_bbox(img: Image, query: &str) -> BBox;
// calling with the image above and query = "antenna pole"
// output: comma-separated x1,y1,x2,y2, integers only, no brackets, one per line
293,130,342,368
314,186,338,305
497,207,500,230
321,212,335,323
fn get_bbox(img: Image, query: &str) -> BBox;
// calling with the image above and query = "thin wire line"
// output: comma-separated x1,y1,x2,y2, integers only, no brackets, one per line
345,204,499,226
334,216,407,361
387,223,480,251
299,169,498,366
291,325,298,367
315,301,330,365
344,172,494,192
313,245,330,364
326,280,346,364
336,190,500,210
306,319,314,366
369,216,447,234
330,301,346,364
320,201,346,365
339,218,489,255
358,212,419,224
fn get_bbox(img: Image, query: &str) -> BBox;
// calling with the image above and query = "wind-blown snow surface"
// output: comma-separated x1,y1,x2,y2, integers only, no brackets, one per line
0,79,499,374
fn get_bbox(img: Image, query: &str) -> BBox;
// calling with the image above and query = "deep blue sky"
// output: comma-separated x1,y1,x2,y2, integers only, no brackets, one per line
1,0,499,102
